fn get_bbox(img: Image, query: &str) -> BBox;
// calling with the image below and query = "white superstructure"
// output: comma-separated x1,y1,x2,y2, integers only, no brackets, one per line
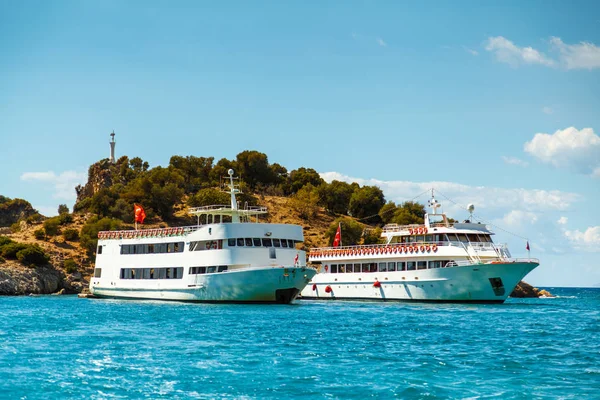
90,170,316,303
301,193,539,303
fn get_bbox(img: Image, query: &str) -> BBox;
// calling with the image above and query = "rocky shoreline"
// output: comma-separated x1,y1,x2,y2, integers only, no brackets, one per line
0,260,86,296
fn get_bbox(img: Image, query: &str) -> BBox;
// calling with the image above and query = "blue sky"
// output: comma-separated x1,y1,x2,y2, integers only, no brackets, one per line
1,1,599,286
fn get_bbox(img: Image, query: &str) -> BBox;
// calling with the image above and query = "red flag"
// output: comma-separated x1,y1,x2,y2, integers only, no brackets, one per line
294,253,299,265
134,204,146,224
526,241,530,251
333,223,342,247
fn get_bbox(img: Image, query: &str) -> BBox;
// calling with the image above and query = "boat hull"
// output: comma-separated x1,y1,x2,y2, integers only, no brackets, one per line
90,267,316,304
300,261,538,303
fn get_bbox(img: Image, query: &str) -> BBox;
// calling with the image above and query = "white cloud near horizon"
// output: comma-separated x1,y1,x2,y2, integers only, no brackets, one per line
319,172,581,214
557,216,568,225
485,36,555,67
550,37,600,70
485,36,600,70
564,226,600,252
524,127,600,178
20,170,87,200
502,156,529,167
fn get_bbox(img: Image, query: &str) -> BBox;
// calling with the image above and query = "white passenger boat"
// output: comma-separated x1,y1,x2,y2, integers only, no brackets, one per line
89,170,316,303
301,194,539,303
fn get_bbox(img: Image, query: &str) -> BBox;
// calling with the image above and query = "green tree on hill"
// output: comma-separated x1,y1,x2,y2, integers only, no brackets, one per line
325,218,364,246
348,185,385,223
288,167,324,194
317,180,357,215
169,155,214,193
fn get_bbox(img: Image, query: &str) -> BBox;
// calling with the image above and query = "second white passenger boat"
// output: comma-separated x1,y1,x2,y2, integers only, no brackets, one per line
301,194,539,303
89,170,316,303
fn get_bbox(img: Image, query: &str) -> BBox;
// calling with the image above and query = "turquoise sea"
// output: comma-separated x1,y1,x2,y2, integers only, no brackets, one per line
1,288,598,399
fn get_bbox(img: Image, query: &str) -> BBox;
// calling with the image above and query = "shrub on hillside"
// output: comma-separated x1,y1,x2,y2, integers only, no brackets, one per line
348,186,386,224
0,256,5,264
80,216,121,257
26,213,43,224
0,236,13,247
1,242,28,259
43,217,61,236
288,184,320,220
16,245,49,267
63,259,78,274
187,188,230,207
63,228,80,242
58,213,73,225
34,229,46,240
58,204,69,215
10,222,21,233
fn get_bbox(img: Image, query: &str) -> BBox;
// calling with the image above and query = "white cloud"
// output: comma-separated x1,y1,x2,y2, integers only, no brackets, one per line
320,172,581,214
20,170,87,200
550,37,600,70
463,46,479,56
376,37,387,47
485,36,554,67
501,210,538,228
524,127,600,178
502,156,529,167
565,226,600,252
557,216,568,225
542,106,553,115
484,36,600,70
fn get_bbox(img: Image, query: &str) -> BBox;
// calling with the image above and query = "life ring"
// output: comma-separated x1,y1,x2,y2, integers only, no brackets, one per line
324,265,329,272
420,245,425,252
432,244,438,252
409,246,414,253
408,228,414,235
426,245,431,252
325,285,332,293
393,247,398,254
423,227,428,234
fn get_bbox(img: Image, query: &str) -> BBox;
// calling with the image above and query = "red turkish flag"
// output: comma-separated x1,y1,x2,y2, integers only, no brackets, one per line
134,204,146,224
333,223,342,247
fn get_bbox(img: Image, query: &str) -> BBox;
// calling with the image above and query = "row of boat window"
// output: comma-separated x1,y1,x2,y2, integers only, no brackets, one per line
120,242,185,255
326,260,454,273
189,266,228,274
227,238,296,248
398,234,492,244
120,267,184,279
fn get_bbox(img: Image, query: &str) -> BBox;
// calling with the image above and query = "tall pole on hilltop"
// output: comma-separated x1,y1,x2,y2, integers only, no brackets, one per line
109,131,116,163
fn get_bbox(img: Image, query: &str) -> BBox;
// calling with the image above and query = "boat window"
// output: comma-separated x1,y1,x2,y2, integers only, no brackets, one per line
136,244,144,254
417,261,427,270
228,238,236,247
467,234,479,242
480,235,492,243
397,261,406,271
273,239,281,248
379,262,387,272
354,263,360,273
331,264,338,273
237,238,245,246
150,268,155,279
362,263,370,273
158,268,166,279
339,264,345,273
280,239,288,248
243,238,252,247
143,268,151,279
189,267,196,274
97,246,103,255
287,239,295,248
448,233,458,242
175,242,183,252
406,261,416,271
165,268,171,279
433,234,442,243
198,267,206,274
429,261,441,269
457,234,469,243
253,238,262,246
147,244,154,253
387,262,396,272
269,247,276,259
94,268,102,278
207,266,216,274
424,235,434,242
344,264,352,273
370,263,377,273
262,238,272,247
218,266,228,272
416,235,424,242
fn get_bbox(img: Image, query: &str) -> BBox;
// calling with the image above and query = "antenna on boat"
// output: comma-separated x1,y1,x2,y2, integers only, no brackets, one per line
228,169,241,223
467,204,475,221
428,189,441,215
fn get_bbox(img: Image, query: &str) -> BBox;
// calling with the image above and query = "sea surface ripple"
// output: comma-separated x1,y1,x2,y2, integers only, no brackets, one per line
0,287,598,399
